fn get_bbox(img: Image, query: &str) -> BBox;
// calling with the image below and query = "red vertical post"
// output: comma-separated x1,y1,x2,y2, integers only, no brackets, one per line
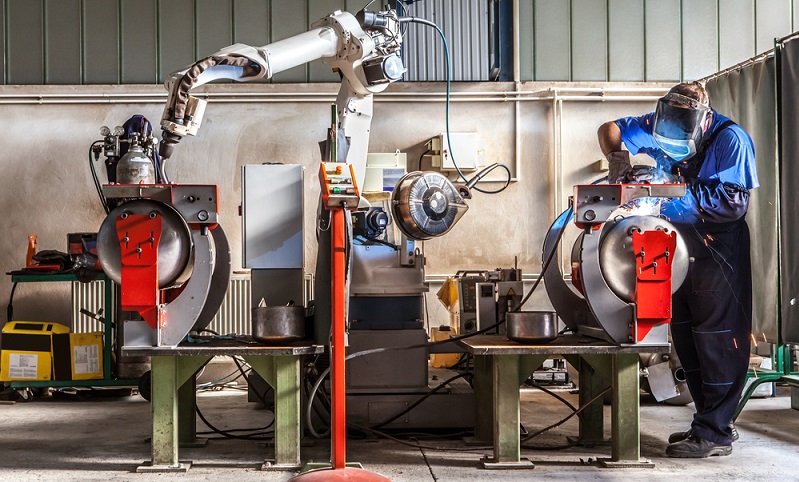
330,208,347,469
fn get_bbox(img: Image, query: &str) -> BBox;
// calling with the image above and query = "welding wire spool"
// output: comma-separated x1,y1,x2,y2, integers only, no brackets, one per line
391,171,469,240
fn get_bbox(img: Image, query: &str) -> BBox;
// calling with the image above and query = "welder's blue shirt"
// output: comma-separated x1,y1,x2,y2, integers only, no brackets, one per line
615,111,758,229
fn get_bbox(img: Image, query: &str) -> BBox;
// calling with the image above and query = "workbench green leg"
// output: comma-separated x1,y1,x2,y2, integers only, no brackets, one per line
599,353,653,468
480,354,534,469
471,355,493,444
178,366,208,448
246,355,302,471
138,355,210,473
566,354,610,446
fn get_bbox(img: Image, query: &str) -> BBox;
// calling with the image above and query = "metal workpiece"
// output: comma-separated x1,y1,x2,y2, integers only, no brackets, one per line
98,199,194,288
599,216,688,302
102,184,220,224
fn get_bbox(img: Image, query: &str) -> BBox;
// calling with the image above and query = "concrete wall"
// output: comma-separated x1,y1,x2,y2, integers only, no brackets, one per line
0,82,666,328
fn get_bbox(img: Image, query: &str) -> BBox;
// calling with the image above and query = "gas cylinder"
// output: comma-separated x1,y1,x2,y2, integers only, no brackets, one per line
116,135,155,184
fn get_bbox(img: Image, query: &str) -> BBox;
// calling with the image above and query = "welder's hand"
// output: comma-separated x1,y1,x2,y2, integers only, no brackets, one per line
607,151,632,183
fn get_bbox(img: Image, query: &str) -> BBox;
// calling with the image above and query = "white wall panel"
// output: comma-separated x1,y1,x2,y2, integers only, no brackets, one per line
682,0,718,81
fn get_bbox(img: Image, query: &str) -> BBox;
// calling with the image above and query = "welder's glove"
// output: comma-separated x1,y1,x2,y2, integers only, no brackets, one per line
624,165,684,184
607,151,632,183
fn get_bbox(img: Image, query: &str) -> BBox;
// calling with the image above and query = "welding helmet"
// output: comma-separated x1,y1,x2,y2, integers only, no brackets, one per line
652,92,711,162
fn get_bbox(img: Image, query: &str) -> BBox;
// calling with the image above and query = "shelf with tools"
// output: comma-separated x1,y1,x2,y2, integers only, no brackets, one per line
5,272,137,389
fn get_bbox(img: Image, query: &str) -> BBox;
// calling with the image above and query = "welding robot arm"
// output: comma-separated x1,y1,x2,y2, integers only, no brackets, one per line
158,8,407,184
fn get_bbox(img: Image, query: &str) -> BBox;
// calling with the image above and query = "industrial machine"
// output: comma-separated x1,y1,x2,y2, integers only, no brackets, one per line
93,124,231,347
150,4,480,437
451,268,523,335
543,183,689,346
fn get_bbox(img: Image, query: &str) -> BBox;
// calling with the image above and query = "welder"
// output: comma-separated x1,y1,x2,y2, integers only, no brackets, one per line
597,81,758,458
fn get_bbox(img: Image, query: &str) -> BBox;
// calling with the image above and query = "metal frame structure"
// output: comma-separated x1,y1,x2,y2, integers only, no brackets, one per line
125,343,323,473
8,272,136,389
462,334,669,469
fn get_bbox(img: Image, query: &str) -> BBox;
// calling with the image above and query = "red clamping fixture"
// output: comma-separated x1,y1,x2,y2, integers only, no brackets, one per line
116,212,163,328
631,229,677,343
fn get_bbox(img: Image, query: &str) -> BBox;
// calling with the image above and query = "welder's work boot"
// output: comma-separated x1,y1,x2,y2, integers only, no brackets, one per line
668,428,693,444
669,425,738,444
665,436,732,458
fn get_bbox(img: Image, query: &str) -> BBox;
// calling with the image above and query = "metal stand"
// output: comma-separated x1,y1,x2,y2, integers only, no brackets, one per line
123,343,322,473
462,335,667,470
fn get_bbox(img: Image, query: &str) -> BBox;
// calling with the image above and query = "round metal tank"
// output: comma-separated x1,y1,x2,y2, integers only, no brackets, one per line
97,199,194,288
597,215,689,302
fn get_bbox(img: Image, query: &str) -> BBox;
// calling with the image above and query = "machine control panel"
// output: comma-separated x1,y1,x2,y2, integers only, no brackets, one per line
319,162,360,209
573,183,686,227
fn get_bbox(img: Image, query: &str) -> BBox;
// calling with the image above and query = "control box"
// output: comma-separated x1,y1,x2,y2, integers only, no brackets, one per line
319,162,360,209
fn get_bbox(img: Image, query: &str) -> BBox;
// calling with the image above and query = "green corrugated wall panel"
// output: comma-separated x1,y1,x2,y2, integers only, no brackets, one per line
158,0,195,82
644,0,681,81
7,0,43,84
121,0,157,84
795,0,799,34
608,0,644,81
308,0,343,82
45,0,81,84
572,0,607,81
519,0,534,80
0,0,4,84
719,0,755,70
756,0,792,54
534,0,570,81
83,0,119,83
682,0,718,81
234,0,270,45
197,0,232,58
270,0,306,83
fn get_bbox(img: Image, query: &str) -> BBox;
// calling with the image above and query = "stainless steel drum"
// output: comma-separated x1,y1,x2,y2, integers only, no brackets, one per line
97,199,194,287
391,171,469,240
596,215,689,302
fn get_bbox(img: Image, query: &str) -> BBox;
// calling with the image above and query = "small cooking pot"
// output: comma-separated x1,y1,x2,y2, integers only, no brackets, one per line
252,305,305,343
506,311,558,344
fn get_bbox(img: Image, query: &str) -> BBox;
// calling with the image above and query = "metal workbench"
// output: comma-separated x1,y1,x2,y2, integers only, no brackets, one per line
459,334,669,469
123,340,324,473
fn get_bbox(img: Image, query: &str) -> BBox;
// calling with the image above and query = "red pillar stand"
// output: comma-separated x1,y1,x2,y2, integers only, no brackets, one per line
291,209,390,481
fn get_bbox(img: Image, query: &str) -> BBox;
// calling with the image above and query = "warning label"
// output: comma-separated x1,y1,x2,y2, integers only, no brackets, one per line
73,345,99,375
8,354,39,379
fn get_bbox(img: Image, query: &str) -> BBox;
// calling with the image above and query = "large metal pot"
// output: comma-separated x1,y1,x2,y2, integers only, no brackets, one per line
506,311,558,344
252,305,305,343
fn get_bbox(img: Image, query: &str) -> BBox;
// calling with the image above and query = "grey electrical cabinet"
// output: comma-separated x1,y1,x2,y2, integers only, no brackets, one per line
242,164,304,269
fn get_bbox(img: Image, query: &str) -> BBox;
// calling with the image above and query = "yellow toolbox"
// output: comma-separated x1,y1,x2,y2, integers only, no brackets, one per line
0,321,69,381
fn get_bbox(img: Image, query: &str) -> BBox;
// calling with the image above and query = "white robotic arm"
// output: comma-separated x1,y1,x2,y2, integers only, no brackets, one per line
158,7,406,183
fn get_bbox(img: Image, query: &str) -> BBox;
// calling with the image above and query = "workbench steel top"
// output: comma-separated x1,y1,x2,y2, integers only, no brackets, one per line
458,334,670,355
122,337,324,356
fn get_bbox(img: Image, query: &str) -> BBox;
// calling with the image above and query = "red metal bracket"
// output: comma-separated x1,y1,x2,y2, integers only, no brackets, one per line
116,213,163,328
631,230,677,343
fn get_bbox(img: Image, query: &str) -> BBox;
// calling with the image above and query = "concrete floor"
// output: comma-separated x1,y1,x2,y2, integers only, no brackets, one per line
0,385,796,481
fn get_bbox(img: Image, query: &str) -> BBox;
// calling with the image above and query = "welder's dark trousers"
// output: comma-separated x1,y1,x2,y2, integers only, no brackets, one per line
670,219,752,446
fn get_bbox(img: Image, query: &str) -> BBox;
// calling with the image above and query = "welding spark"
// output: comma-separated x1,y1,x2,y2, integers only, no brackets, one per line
750,333,758,346
762,333,767,342
733,338,738,349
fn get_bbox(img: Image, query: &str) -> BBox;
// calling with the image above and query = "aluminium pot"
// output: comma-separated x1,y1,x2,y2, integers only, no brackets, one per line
252,305,305,343
506,311,558,344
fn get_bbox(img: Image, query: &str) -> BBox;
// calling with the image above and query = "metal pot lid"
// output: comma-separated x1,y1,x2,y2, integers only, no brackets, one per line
598,215,689,302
